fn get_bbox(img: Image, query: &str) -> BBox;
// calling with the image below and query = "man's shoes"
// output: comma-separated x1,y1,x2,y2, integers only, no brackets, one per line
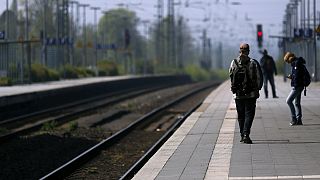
296,120,303,125
290,120,297,126
240,135,244,142
243,135,252,144
273,96,279,98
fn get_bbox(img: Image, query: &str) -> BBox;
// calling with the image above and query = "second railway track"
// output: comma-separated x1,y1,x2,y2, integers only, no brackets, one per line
0,83,180,143
42,81,220,180
0,81,220,180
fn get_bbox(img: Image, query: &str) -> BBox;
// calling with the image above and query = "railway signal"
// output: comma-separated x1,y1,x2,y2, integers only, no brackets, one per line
257,24,263,48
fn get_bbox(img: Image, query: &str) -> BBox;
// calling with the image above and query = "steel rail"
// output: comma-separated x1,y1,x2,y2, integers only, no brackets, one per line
0,84,174,144
40,81,220,180
119,100,203,180
0,84,168,126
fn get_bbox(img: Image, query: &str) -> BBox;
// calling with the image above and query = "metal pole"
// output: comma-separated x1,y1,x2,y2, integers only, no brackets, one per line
71,1,79,66
63,0,69,69
168,0,175,67
307,0,311,68
6,0,8,39
91,7,100,76
25,0,31,83
313,0,318,81
56,0,60,68
156,0,164,72
42,0,47,65
69,1,75,65
5,0,9,77
81,4,89,67
76,3,80,65
302,0,307,58
178,16,183,68
142,20,150,75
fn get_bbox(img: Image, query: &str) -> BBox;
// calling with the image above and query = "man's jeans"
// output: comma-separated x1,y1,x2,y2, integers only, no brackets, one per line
286,86,304,120
235,98,256,136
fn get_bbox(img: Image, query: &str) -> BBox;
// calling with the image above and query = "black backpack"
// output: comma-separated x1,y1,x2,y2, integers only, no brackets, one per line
231,60,252,96
231,59,263,96
302,65,311,96
303,65,311,87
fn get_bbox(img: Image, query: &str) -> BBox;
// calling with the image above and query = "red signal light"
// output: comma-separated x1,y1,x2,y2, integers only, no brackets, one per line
258,31,263,37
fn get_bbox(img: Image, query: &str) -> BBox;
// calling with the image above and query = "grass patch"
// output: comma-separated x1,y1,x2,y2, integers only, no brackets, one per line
68,121,79,132
0,127,9,134
41,121,58,131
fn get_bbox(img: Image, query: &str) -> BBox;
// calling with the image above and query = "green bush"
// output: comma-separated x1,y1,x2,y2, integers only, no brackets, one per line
135,59,154,74
97,60,119,76
30,63,60,82
74,67,88,78
61,65,97,79
0,77,12,86
85,68,96,77
155,66,181,75
209,69,229,81
61,65,79,79
31,63,49,82
183,65,210,82
48,69,60,81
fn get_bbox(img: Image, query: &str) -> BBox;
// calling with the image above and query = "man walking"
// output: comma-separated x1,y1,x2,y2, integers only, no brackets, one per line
229,43,263,144
260,49,278,98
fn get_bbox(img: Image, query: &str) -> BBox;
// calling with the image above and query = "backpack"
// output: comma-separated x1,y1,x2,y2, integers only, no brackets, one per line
302,65,311,87
231,60,252,96
231,59,263,96
302,65,311,96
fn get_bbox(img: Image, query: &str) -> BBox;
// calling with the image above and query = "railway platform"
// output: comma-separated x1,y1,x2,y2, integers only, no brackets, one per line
133,76,320,180
0,75,192,120
0,76,133,97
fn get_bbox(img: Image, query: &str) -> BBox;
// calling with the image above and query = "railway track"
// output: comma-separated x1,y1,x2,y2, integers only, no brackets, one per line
39,81,220,180
0,83,178,144
0,81,220,179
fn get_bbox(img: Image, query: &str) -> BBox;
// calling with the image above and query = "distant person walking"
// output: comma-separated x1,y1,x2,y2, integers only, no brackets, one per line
284,52,311,126
260,49,278,98
229,43,263,144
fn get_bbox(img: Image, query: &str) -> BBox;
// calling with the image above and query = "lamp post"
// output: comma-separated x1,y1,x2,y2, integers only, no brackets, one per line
6,0,8,40
42,0,48,65
25,0,31,83
141,19,150,74
313,0,317,81
69,1,79,66
79,4,89,67
5,0,9,77
91,6,101,75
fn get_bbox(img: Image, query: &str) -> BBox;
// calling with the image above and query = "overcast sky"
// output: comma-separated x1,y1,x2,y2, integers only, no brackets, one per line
1,0,319,58
74,0,292,57
0,0,290,34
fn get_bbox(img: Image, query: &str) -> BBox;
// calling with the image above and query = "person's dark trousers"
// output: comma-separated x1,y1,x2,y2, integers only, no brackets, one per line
235,98,257,137
263,73,277,98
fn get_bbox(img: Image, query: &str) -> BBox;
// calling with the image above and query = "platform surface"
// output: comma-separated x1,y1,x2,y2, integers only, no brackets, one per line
0,76,133,97
133,76,320,180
